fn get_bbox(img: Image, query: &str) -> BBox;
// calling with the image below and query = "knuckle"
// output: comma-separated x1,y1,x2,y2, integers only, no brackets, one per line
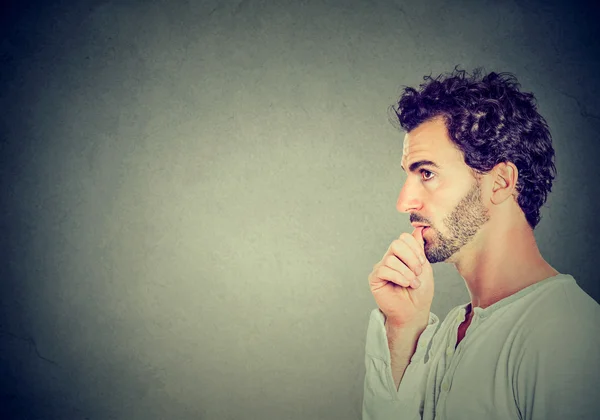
391,239,406,254
408,255,420,268
410,258,420,270
395,238,407,247
398,272,410,286
399,233,412,242
375,264,387,276
413,265,423,276
384,255,397,267
406,268,418,282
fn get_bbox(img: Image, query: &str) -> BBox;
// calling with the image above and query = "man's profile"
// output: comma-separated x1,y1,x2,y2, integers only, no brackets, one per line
362,69,600,420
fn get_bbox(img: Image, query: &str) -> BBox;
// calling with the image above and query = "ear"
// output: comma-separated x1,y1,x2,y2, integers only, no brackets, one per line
490,162,518,205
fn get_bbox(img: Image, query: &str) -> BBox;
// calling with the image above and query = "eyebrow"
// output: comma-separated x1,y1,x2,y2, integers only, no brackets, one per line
401,160,441,173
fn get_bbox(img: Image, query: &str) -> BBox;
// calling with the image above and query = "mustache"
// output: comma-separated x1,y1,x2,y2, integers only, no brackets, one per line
409,214,432,225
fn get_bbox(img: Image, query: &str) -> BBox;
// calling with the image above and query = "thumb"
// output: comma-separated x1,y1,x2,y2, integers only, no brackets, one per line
412,226,425,248
411,227,427,262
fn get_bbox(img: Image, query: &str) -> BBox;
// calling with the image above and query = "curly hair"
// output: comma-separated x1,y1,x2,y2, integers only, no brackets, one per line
392,68,556,229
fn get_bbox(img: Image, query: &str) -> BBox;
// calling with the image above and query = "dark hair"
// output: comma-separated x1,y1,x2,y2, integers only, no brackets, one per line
393,68,556,229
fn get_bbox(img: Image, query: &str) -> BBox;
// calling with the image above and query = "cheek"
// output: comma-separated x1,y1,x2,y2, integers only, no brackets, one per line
428,217,449,239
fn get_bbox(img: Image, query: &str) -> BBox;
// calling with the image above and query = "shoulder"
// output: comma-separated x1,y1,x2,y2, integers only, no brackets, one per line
517,275,600,338
514,274,600,373
513,277,600,419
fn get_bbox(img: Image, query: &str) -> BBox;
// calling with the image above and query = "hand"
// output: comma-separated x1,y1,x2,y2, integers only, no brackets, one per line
368,227,435,327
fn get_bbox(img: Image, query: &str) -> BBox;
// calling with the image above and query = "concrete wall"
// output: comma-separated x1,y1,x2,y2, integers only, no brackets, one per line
1,0,599,418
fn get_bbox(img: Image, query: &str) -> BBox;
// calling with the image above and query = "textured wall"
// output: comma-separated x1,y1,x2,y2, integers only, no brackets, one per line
1,0,599,418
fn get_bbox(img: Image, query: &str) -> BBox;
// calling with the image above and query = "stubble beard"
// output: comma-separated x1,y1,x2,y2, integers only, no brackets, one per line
425,182,491,264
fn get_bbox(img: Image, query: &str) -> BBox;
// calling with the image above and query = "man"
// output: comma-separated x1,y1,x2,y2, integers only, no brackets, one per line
362,69,600,420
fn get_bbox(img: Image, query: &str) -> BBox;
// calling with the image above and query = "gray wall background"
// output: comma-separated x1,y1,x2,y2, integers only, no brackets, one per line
1,0,599,418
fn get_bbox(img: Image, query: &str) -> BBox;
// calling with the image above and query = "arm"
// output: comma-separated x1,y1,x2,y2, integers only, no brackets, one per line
386,313,429,389
362,309,438,420
364,228,436,419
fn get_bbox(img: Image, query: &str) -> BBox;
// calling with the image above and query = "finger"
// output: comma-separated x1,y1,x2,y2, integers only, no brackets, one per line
399,232,424,262
375,265,412,288
410,228,427,264
395,234,425,272
382,254,421,282
412,227,424,249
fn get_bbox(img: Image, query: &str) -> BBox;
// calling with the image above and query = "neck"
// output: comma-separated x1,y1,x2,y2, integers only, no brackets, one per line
452,218,559,310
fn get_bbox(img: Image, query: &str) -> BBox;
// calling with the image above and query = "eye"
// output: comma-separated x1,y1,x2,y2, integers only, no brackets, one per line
421,169,435,181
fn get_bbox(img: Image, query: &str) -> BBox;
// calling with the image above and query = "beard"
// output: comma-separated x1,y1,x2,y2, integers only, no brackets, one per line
422,181,490,263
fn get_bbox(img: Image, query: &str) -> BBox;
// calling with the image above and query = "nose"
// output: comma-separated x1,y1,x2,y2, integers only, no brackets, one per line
396,178,424,214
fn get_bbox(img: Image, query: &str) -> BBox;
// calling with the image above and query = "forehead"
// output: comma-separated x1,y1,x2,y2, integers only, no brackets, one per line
402,118,463,167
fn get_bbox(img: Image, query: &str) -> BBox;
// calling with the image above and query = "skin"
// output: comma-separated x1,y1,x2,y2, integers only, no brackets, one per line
397,117,559,320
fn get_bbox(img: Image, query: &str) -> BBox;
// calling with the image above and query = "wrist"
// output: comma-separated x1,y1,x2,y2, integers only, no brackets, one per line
384,310,430,331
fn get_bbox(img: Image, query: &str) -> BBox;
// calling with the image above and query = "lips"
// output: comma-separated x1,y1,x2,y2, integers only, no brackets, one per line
411,223,430,229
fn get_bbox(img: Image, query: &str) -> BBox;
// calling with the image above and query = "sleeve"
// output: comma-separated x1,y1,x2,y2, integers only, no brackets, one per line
362,308,440,420
515,316,600,420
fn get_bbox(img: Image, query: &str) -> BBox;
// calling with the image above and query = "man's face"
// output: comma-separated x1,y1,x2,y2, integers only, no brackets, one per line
397,117,490,263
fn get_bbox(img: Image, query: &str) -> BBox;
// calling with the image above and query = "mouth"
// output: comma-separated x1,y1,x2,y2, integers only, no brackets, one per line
411,222,430,229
